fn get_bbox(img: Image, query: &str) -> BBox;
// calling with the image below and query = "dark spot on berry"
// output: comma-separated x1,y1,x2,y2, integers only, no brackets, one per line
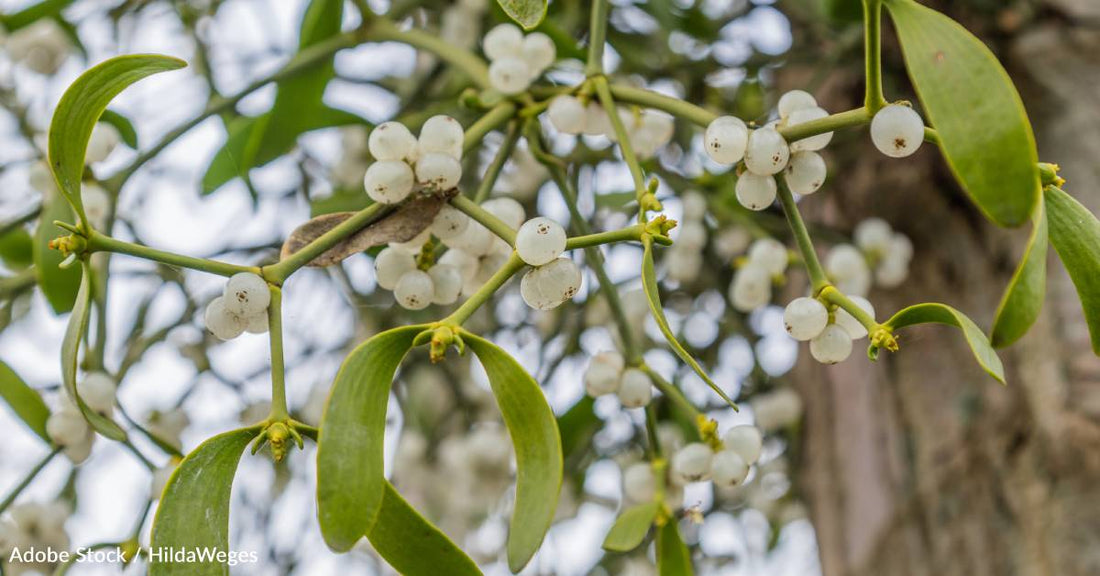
894,137,907,150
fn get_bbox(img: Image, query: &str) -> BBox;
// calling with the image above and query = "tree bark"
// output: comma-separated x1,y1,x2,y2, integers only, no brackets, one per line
787,7,1100,576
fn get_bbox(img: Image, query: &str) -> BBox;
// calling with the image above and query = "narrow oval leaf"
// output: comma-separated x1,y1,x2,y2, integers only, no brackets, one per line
0,360,51,443
98,109,139,149
61,264,127,440
884,0,1039,227
603,502,660,552
879,303,1005,383
463,332,562,573
366,482,483,576
497,0,548,30
316,325,425,552
657,521,694,576
991,203,1048,347
1044,186,1100,355
48,54,185,221
32,195,81,313
0,227,34,270
642,239,737,409
149,427,260,576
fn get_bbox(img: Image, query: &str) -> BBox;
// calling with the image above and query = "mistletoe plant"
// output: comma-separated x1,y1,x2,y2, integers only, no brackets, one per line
2,0,1100,574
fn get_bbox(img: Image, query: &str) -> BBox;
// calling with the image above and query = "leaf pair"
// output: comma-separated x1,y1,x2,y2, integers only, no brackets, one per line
316,327,563,573
602,502,694,574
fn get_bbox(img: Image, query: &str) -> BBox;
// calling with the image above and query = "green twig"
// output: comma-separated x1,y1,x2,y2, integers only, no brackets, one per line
0,448,61,515
863,0,887,111
775,175,830,292
88,231,259,278
585,0,611,76
450,195,517,245
268,285,289,421
443,252,525,325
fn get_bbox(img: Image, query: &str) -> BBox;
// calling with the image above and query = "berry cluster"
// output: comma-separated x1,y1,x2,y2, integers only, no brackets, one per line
483,23,556,95
547,95,675,158
45,373,116,463
729,238,789,312
363,116,464,204
514,216,583,311
4,18,71,75
583,351,655,408
783,294,876,365
668,425,763,488
203,273,271,340
0,501,71,570
374,243,463,311
824,220,913,297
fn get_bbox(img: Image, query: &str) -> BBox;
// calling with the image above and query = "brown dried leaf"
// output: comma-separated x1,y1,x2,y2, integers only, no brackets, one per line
280,190,453,267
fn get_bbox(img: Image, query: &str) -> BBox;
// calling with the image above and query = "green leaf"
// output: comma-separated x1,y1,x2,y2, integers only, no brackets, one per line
0,360,51,443
823,0,863,24
464,332,563,573
48,54,185,223
884,0,1039,227
497,0,548,30
641,239,737,409
366,482,483,576
1044,186,1100,355
0,0,74,31
878,303,1006,384
0,227,34,270
656,521,694,576
98,109,139,149
557,396,599,462
316,325,424,552
32,195,80,313
603,502,660,552
149,427,259,576
61,264,127,440
311,188,371,217
991,202,1048,347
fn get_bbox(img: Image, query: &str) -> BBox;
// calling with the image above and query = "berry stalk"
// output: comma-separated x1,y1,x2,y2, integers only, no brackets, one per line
87,230,259,278
775,175,830,292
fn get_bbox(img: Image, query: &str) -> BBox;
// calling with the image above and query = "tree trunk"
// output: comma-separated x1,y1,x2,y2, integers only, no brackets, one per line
789,8,1100,576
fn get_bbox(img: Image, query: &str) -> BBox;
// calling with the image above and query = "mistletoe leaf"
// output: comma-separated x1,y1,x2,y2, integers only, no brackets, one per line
1044,186,1100,355
366,482,483,575
657,520,694,575
0,360,51,443
603,501,660,552
497,0,548,30
32,194,81,313
879,303,1005,383
991,202,1048,347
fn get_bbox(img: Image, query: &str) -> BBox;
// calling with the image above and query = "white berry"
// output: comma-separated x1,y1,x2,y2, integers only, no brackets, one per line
617,368,652,408
825,244,871,297
364,160,415,204
584,351,624,397
223,272,270,317
871,104,924,158
418,115,464,160
244,311,269,335
430,204,470,240
521,32,556,73
489,56,532,94
394,270,434,310
429,264,463,305
744,127,790,175
676,221,707,250
786,106,833,152
722,425,763,465
538,257,582,303
680,191,708,221
204,296,245,340
784,151,826,195
78,372,116,414
548,95,587,135
482,197,525,230
730,264,772,312
784,297,828,341
516,217,567,266
671,443,713,484
704,116,748,165
810,324,854,364
368,122,417,162
777,90,817,119
835,295,875,339
483,23,523,61
735,172,777,211
583,101,611,136
46,410,88,446
82,183,111,230
622,463,656,503
710,450,749,487
521,267,556,311
86,123,120,164
439,248,479,283
375,247,417,290
415,152,462,190
748,238,788,276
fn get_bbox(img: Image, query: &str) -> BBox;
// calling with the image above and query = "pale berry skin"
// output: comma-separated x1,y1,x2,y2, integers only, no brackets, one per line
704,116,749,165
483,23,523,61
368,122,417,162
374,247,418,290
538,257,582,303
735,172,777,211
204,297,245,340
430,204,470,240
445,221,494,256
810,324,854,364
82,183,111,229
672,443,713,484
871,104,925,158
710,450,749,487
784,151,827,195
244,311,269,335
364,160,415,204
584,351,624,397
521,32,556,73
438,248,479,283
622,463,657,503
835,295,875,339
617,368,653,408
482,197,526,230
583,101,611,136
825,244,871,297
223,272,270,317
784,296,829,341
748,238,789,276
722,425,763,465
428,264,464,305
516,217,567,266
786,106,833,152
876,256,909,288
744,127,791,175
547,95,587,135
415,152,462,190
418,115,465,160
394,270,434,310
489,56,532,94
78,372,116,414
676,221,707,250
86,122,120,164
680,191,708,222
47,409,89,446
777,90,817,119
730,263,772,312
854,217,894,254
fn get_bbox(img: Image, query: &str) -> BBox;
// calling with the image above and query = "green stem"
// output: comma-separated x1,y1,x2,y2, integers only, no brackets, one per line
781,107,871,143
565,225,645,250
371,18,490,88
608,84,717,126
640,364,702,419
775,175,830,292
473,121,521,203
450,195,517,245
443,252,524,325
819,285,880,334
593,77,648,221
462,102,517,153
88,231,259,277
863,0,886,111
645,406,662,459
585,0,611,76
264,203,389,283
268,286,289,421
0,448,61,515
